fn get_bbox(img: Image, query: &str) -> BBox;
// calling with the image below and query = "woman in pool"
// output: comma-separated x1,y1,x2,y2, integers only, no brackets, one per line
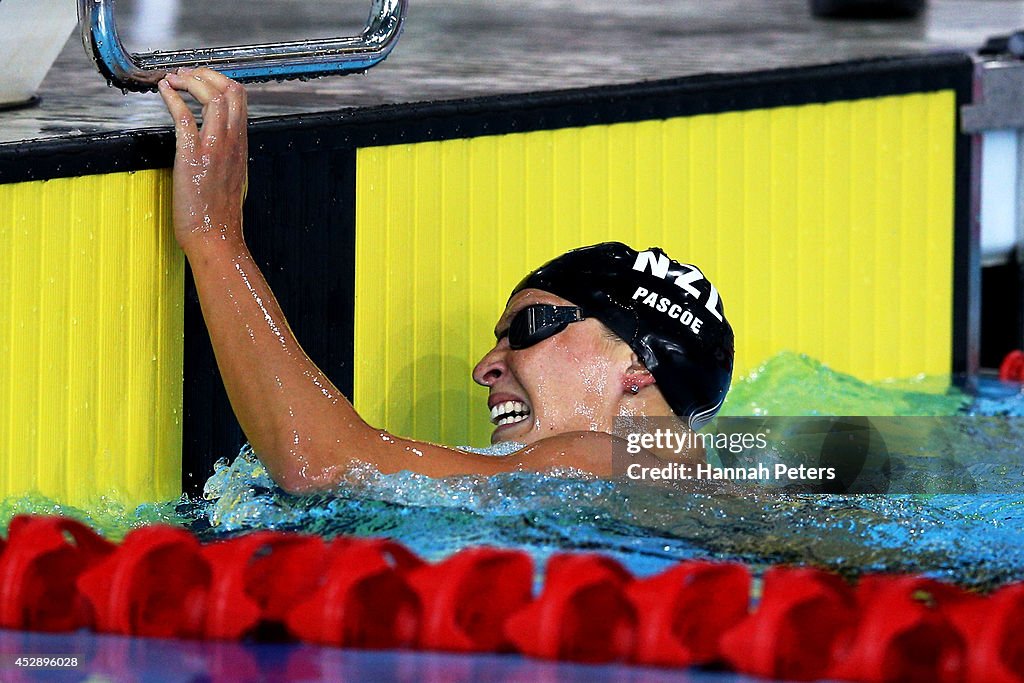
158,68,734,492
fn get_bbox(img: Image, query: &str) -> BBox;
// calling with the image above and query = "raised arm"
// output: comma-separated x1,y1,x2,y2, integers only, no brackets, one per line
158,69,635,491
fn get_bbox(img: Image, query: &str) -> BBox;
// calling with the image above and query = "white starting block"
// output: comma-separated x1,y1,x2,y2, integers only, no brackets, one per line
0,0,79,108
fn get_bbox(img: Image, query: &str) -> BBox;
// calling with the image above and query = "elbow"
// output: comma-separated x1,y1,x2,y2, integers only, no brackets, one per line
271,465,341,495
258,443,345,495
272,470,326,495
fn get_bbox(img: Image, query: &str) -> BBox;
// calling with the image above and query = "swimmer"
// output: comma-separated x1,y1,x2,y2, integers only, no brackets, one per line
158,68,734,492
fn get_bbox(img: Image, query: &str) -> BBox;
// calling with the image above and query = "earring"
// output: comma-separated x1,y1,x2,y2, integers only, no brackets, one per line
629,384,640,395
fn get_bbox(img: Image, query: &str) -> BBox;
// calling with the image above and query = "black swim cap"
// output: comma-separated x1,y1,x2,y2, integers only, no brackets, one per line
511,242,734,429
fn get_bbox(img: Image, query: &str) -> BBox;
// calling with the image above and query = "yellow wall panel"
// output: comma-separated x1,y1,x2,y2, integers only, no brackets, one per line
356,91,956,446
0,171,183,506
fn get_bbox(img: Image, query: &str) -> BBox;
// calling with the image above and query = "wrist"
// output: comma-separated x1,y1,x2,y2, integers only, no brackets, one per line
179,226,251,264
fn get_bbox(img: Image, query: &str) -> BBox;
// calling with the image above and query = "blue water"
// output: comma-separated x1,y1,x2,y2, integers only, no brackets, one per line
181,353,1024,590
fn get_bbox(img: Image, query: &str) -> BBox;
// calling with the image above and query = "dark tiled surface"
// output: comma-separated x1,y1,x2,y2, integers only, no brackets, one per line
2,0,1023,146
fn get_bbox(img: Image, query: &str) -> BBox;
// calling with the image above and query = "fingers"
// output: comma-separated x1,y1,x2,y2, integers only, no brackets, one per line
199,69,248,135
224,79,248,136
164,68,247,140
193,68,235,92
165,68,221,105
168,69,225,144
158,78,199,153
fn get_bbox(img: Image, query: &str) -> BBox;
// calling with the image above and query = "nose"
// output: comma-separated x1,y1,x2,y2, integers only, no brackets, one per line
473,343,508,387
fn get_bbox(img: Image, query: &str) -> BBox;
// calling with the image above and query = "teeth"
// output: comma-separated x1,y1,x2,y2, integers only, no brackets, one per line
489,400,531,425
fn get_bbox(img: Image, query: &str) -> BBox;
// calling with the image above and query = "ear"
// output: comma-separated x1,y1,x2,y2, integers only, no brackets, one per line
622,355,656,395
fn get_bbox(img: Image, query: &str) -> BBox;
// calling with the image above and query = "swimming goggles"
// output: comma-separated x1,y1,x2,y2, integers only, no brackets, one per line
502,304,585,349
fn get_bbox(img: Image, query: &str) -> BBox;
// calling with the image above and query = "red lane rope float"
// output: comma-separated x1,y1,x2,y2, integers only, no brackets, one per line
829,575,971,683
1000,350,1024,382
285,537,423,649
407,546,533,653
2,515,1024,683
628,560,750,667
0,515,114,631
720,566,859,681
201,531,328,640
504,553,636,663
951,583,1024,683
77,525,211,638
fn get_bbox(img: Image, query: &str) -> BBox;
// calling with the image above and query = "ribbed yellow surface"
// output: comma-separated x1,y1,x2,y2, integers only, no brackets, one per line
355,91,956,446
0,171,183,506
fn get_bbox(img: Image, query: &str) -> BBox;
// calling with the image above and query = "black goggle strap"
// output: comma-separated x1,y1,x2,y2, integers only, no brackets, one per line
507,305,584,349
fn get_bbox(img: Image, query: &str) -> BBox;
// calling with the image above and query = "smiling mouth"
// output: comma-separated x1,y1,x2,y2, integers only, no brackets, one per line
490,400,532,426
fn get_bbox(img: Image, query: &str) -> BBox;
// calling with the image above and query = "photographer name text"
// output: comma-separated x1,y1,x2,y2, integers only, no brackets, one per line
625,461,837,482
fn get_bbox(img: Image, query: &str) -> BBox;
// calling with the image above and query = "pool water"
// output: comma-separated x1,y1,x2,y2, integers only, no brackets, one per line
4,352,1023,590
0,628,766,683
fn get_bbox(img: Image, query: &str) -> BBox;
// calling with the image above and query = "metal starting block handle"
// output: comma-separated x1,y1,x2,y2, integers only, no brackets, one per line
78,0,408,92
